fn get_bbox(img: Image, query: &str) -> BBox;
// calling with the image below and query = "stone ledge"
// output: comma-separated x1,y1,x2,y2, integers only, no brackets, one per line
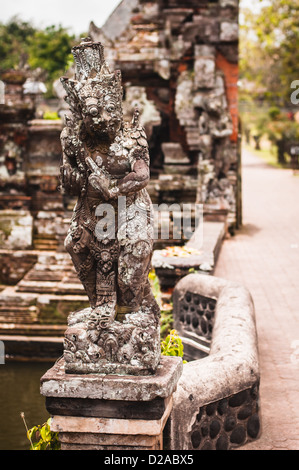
153,221,226,289
0,334,63,361
40,355,183,402
168,273,260,450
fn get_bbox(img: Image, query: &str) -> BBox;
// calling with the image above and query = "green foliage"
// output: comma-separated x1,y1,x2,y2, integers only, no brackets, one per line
43,111,60,120
0,17,36,69
0,18,76,97
27,25,75,82
160,308,173,340
161,329,187,363
240,0,299,106
149,269,174,339
27,418,60,450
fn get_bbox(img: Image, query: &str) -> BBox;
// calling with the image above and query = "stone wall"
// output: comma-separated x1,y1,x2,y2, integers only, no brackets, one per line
0,71,79,333
0,70,67,255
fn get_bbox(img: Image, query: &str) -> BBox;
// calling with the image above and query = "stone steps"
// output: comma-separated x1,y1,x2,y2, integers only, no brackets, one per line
16,280,85,295
0,280,88,334
153,220,226,289
0,304,38,324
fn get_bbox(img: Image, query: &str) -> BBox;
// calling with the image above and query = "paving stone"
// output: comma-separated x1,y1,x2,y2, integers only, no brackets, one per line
215,147,299,450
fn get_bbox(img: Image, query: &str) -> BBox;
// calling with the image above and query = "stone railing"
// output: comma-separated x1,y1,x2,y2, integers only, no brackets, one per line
167,273,260,450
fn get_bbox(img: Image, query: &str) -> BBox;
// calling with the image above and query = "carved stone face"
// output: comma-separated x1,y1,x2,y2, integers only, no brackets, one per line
78,78,123,141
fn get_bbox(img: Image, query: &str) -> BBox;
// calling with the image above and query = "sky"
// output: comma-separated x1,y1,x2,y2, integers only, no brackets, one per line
0,0,267,35
0,0,122,35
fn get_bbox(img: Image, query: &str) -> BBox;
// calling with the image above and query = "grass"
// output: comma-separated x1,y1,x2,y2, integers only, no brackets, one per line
243,141,289,169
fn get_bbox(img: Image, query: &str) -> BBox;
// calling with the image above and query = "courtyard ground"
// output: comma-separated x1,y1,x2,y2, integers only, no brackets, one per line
214,146,299,450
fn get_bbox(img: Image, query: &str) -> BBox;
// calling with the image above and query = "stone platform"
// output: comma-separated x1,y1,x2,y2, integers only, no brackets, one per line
153,221,226,289
40,356,183,450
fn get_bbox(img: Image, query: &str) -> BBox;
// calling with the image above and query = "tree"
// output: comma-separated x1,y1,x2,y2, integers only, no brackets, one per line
0,19,76,97
0,17,36,69
240,0,299,106
27,25,75,87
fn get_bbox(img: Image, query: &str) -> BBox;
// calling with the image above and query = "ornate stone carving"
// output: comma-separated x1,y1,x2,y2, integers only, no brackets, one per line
59,38,160,375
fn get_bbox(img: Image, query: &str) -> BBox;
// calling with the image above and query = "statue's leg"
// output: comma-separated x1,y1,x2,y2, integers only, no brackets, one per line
117,240,157,313
64,232,97,307
92,261,117,328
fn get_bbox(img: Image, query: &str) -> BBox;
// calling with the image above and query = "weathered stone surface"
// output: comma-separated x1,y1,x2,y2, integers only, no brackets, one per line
220,0,239,7
59,442,161,450
40,356,183,401
45,395,168,419
220,21,239,42
194,46,216,90
184,16,219,43
57,39,161,375
63,307,161,376
58,430,160,447
167,273,260,450
0,334,63,361
162,143,190,165
0,210,33,250
50,396,173,436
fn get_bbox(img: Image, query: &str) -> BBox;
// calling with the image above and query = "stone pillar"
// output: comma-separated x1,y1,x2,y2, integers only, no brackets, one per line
40,356,183,450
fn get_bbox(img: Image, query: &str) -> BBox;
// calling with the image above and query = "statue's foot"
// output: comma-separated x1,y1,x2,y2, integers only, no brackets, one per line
92,304,116,329
68,307,91,326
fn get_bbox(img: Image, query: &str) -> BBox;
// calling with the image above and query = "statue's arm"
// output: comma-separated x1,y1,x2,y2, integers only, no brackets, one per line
60,152,84,195
117,158,149,195
60,126,85,195
86,147,149,200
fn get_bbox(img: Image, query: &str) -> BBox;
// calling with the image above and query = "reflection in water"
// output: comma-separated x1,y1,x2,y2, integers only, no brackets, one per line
0,361,54,450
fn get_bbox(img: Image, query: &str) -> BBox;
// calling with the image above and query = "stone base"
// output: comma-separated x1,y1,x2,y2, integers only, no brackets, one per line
57,432,163,450
40,356,183,450
41,356,183,400
49,397,172,450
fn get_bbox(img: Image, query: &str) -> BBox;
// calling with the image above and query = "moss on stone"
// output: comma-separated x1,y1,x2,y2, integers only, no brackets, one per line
38,300,89,324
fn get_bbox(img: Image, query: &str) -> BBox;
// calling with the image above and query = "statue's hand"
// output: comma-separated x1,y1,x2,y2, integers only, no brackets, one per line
61,163,72,184
88,174,110,199
86,157,110,200
61,163,82,194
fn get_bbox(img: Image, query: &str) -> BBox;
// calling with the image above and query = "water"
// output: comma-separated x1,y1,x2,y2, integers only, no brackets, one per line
0,361,54,450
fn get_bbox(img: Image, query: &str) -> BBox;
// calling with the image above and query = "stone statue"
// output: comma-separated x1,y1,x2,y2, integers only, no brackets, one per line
59,38,160,375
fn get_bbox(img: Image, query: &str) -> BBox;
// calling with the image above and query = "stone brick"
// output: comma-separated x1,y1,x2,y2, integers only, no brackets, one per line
220,21,239,42
215,52,238,142
194,46,216,89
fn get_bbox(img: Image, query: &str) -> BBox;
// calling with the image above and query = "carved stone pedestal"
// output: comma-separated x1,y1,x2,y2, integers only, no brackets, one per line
64,307,161,376
40,356,183,450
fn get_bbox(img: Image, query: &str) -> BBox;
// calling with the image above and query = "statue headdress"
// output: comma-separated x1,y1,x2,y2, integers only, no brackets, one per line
60,38,123,120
